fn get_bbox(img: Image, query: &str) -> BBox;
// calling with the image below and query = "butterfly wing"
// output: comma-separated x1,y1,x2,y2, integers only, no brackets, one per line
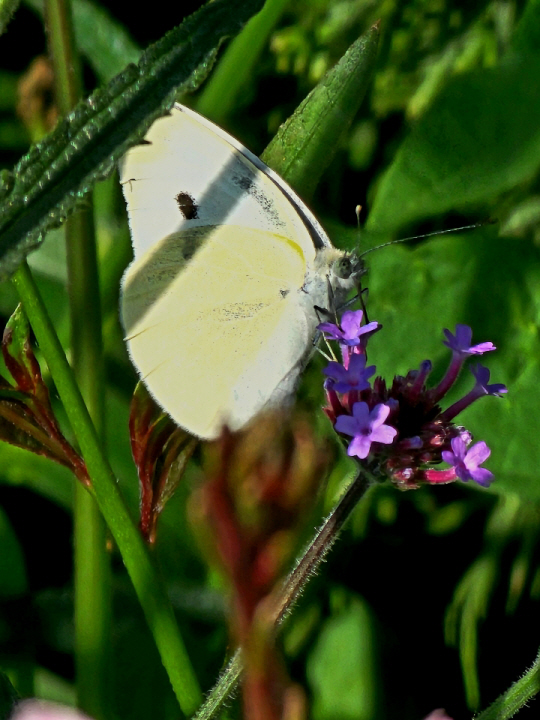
171,104,333,252
120,105,333,438
122,226,313,438
120,104,328,260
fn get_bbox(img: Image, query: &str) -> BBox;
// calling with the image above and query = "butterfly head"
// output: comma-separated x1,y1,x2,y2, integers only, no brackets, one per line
308,247,366,317
332,251,365,283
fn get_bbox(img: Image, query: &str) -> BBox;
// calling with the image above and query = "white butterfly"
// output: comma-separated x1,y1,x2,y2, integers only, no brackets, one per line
120,103,363,439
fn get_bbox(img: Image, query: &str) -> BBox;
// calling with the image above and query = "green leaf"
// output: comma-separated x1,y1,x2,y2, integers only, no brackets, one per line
196,0,291,123
367,54,540,234
358,233,476,379
306,594,379,720
444,497,526,711
511,0,540,56
0,505,27,598
446,554,499,710
261,23,380,200
3,304,44,398
343,219,539,501
0,0,265,279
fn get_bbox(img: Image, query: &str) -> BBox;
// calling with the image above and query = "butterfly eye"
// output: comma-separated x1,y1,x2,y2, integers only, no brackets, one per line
334,253,365,280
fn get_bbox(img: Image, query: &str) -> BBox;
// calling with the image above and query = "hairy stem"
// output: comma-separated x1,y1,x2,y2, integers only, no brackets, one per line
193,469,373,720
475,646,540,720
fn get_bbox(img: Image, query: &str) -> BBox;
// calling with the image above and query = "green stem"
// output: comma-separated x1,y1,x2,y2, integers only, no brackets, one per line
193,470,373,720
475,647,540,720
74,485,111,720
45,0,81,112
12,261,203,717
67,208,111,720
44,0,111,714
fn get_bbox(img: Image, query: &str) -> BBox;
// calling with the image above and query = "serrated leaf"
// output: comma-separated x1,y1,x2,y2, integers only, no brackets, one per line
261,23,380,200
367,54,540,234
0,0,265,279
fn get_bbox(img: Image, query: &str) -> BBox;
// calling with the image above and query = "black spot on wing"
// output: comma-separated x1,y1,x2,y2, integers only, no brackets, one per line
230,163,287,231
176,192,199,219
233,174,254,192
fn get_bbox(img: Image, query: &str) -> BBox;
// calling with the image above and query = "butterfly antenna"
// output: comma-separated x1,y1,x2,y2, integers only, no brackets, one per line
359,218,497,258
356,205,362,230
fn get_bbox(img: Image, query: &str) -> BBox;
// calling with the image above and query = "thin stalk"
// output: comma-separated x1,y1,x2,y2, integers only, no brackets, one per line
45,0,81,110
12,261,203,717
44,0,110,715
73,480,110,720
68,209,110,720
193,469,373,720
474,647,540,720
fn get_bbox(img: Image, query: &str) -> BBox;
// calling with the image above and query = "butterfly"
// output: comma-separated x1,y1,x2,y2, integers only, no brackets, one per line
120,103,363,439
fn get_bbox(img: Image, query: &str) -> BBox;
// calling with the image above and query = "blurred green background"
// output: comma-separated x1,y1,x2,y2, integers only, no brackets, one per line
0,0,539,719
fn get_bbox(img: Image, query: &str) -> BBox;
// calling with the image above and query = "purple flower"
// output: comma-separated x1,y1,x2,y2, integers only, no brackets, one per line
321,312,506,490
323,353,376,393
443,324,496,356
441,436,494,487
471,363,508,396
441,363,508,422
318,310,379,346
335,402,397,459
433,326,500,404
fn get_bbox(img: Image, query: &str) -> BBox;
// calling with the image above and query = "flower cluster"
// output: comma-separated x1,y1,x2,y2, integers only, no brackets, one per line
319,312,507,490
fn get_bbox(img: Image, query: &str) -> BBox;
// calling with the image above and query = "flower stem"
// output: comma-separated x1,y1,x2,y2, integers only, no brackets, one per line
275,469,372,624
193,468,373,720
475,646,540,720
